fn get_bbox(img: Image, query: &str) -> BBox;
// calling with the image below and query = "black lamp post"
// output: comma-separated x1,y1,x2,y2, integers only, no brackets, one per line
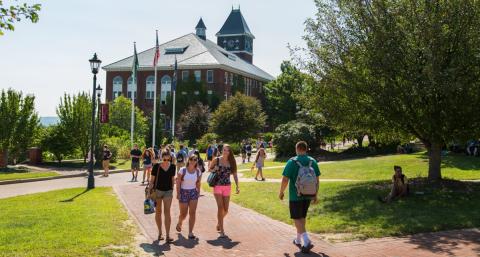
88,53,101,189
96,84,103,164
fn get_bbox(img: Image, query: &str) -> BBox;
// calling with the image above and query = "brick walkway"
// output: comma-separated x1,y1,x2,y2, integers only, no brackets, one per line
114,183,480,257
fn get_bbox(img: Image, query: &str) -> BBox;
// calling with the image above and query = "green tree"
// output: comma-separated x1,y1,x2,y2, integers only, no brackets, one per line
56,92,92,163
177,102,210,143
0,1,41,36
41,125,74,163
107,95,148,145
303,0,480,180
264,61,307,129
0,89,39,165
210,92,266,142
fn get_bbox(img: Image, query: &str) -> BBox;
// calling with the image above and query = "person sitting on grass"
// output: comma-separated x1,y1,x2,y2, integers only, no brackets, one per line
379,165,409,203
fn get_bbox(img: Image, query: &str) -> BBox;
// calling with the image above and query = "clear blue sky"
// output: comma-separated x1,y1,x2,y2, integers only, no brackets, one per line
0,0,316,116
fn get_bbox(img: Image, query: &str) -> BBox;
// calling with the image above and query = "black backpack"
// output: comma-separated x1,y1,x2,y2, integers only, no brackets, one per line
176,151,185,163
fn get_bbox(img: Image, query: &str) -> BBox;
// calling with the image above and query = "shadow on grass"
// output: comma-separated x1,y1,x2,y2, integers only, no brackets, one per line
59,188,91,202
0,167,30,173
139,241,171,257
316,180,480,254
415,152,480,171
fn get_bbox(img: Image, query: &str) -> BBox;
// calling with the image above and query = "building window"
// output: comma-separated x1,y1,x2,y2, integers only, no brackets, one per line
112,76,123,100
194,70,201,82
182,71,189,81
207,90,213,95
127,77,137,100
145,75,155,99
224,72,228,84
161,75,171,105
230,73,233,85
207,70,214,83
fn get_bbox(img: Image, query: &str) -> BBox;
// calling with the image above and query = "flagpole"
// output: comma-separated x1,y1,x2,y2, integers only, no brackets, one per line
152,30,158,148
171,55,177,139
131,42,137,148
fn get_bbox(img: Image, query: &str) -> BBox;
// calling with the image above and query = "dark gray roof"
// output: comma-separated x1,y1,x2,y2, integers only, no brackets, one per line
195,18,206,29
102,33,274,81
216,9,254,38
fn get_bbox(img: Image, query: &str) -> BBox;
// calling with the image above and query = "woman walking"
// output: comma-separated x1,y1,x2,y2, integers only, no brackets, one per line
254,146,267,181
142,148,154,185
176,155,202,239
209,144,239,238
149,150,176,243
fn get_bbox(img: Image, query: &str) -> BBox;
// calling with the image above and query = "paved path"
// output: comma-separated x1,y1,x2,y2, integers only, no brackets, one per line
115,183,480,257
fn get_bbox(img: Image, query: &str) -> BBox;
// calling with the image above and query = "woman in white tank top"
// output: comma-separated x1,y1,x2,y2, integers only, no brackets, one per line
175,155,202,239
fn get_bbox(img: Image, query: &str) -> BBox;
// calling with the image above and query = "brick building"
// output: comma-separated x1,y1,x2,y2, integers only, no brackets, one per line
102,8,274,128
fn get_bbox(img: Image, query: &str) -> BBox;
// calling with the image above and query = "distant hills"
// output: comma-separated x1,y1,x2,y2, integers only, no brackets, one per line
40,117,59,127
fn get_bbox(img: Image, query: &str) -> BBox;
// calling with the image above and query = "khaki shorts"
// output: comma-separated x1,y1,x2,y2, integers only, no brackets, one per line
102,160,110,169
155,190,173,199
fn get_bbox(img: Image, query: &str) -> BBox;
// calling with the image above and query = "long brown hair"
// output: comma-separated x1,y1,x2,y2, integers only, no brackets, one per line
222,144,237,174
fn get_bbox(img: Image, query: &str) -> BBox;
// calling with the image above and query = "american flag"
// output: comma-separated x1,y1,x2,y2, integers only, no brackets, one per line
153,30,160,66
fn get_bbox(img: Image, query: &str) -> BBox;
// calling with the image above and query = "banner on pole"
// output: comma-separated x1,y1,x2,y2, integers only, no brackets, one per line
100,103,109,123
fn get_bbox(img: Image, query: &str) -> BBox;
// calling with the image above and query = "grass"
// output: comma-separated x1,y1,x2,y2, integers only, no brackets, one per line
0,187,135,257
237,160,285,170
240,152,480,181
0,167,58,182
42,159,132,171
203,181,480,240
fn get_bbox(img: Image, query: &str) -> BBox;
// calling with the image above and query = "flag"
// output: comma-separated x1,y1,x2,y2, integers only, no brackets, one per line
172,55,178,91
153,30,160,67
132,42,139,86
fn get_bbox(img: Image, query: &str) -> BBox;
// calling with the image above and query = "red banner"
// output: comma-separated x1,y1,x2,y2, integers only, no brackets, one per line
100,103,109,123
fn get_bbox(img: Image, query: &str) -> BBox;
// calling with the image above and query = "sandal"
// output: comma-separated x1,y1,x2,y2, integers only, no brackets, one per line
158,234,164,241
188,233,197,240
218,232,227,238
166,237,174,243
176,223,181,232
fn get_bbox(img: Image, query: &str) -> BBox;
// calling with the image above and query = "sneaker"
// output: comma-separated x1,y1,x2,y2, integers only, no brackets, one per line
301,243,314,253
293,239,301,248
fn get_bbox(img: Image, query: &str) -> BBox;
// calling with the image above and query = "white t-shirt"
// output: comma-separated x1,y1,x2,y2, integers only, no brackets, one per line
178,167,200,190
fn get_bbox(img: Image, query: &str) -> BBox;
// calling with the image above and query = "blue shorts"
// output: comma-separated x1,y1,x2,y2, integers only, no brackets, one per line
179,188,199,203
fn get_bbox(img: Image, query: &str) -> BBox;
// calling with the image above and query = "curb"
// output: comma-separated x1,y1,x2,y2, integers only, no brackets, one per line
0,169,131,185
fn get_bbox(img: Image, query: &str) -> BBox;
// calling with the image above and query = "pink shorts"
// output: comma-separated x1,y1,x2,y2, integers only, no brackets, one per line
213,185,231,197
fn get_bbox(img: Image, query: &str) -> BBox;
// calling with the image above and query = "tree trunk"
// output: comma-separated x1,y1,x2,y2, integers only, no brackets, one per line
0,149,7,168
427,142,442,180
356,135,364,147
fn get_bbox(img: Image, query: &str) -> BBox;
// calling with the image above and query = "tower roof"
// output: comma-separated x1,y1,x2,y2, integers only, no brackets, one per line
216,9,254,38
195,18,206,29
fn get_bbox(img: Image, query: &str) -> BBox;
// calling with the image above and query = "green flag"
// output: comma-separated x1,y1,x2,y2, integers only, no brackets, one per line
132,42,139,83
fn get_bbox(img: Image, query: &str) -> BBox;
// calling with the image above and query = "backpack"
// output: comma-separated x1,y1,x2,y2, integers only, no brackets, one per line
293,157,318,197
176,151,185,163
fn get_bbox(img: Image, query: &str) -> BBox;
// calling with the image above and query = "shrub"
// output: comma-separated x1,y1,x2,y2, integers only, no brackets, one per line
273,121,318,157
226,142,241,155
261,132,274,143
197,133,219,152
177,103,210,143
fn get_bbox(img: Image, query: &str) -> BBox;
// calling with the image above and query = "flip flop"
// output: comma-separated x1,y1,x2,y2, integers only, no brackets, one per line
218,232,227,238
166,237,174,243
158,234,164,241
188,234,197,240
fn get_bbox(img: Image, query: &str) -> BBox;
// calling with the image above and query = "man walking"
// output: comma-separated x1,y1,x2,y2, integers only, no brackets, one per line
279,141,320,253
102,145,112,177
130,144,142,182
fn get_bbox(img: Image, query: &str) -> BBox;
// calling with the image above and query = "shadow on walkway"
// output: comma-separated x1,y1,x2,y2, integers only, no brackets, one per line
173,233,200,249
406,229,480,256
284,252,330,257
206,236,240,249
139,241,171,257
59,188,91,202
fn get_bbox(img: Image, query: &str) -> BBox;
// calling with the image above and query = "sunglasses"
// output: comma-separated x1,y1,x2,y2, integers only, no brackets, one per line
162,158,170,162
189,158,198,162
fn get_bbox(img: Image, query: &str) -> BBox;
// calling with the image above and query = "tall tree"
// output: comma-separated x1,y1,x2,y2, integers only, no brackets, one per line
264,61,306,129
56,92,92,163
0,89,39,165
303,0,480,180
108,95,148,143
210,92,266,142
177,102,210,143
0,1,41,36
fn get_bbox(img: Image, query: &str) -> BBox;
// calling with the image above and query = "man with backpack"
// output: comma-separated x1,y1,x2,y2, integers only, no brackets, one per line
279,141,320,254
176,145,187,172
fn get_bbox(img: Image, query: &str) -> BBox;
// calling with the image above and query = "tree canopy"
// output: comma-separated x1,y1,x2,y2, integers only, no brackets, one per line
0,1,41,36
302,0,480,180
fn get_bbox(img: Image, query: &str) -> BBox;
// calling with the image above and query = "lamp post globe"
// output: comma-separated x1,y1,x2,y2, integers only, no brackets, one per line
88,53,101,189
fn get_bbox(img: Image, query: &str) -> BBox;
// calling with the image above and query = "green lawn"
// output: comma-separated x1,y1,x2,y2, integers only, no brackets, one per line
0,187,135,257
240,152,480,181
0,167,58,182
203,181,480,240
237,160,285,170
42,159,132,171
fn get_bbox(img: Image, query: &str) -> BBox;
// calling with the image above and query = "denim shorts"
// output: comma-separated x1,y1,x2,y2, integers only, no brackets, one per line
179,188,199,203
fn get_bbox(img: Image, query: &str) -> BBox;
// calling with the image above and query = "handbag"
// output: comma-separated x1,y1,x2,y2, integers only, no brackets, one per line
148,165,161,200
207,157,220,187
144,198,155,214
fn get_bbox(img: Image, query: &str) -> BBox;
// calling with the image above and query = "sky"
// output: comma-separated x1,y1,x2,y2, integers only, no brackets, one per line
0,0,317,116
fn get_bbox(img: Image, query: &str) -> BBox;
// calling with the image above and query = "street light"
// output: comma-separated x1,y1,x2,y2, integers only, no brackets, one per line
88,53,101,189
96,84,103,168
